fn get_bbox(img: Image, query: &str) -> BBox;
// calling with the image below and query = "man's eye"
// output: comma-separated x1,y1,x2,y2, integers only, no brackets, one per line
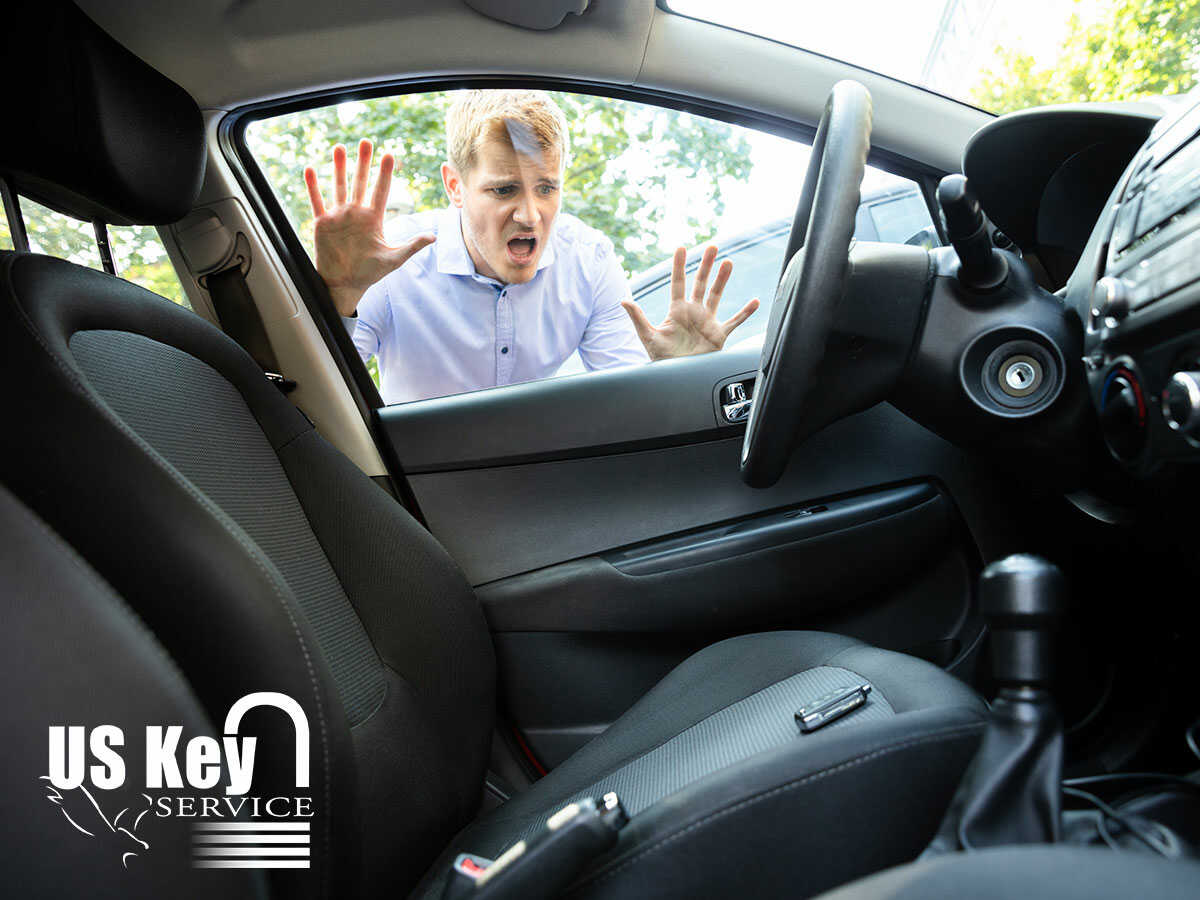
538,184,559,196
491,186,516,197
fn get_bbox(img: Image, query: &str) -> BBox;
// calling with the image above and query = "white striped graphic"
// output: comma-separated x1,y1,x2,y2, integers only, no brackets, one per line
194,822,311,831
195,834,310,843
192,820,311,870
194,861,310,869
193,847,310,856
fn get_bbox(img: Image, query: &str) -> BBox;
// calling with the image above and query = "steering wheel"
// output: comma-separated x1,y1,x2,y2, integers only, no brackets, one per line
740,81,873,488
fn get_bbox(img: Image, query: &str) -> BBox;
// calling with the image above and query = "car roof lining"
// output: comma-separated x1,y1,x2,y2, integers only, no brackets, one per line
77,0,987,174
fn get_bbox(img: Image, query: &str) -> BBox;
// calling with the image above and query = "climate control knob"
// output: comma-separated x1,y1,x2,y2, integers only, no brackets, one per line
1099,367,1146,461
1162,371,1200,437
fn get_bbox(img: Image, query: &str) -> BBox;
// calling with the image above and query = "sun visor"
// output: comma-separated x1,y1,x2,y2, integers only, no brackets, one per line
463,0,589,30
1,3,205,226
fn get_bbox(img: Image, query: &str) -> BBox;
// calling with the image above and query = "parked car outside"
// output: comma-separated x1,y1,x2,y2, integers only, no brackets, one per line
556,181,938,375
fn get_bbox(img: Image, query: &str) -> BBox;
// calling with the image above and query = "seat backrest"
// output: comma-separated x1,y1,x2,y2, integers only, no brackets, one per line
0,4,497,896
0,482,264,898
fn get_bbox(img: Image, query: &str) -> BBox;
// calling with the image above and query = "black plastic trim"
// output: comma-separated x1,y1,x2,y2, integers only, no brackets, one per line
604,481,936,575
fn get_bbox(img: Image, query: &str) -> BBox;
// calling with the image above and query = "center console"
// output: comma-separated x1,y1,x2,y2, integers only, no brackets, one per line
1086,98,1200,473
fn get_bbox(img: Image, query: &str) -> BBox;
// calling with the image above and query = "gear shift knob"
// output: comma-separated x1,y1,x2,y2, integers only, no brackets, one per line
980,554,1067,688
925,554,1068,854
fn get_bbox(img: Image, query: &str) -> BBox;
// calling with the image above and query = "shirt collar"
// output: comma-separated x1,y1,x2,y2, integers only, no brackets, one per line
435,205,557,281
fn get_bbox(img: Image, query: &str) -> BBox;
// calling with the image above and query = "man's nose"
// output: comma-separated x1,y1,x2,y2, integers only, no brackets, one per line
512,190,540,228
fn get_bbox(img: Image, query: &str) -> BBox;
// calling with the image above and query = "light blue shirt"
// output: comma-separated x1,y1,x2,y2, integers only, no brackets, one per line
345,205,648,404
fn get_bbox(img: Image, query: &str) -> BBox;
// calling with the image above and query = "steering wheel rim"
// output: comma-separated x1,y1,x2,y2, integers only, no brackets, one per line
739,80,873,488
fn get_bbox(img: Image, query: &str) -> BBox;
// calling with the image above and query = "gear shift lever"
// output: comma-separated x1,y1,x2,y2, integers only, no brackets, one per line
927,554,1067,853
983,554,1065,690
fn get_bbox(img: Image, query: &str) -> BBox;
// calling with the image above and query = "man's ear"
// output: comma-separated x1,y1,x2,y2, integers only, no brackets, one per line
441,162,464,208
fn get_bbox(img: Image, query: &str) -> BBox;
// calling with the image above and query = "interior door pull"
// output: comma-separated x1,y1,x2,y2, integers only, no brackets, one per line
722,381,753,423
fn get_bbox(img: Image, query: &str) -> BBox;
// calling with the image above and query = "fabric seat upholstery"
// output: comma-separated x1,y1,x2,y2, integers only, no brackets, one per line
0,483,263,899
419,631,984,898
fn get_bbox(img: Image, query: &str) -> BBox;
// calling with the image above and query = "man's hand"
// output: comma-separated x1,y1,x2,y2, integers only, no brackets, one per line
621,246,759,361
304,139,436,317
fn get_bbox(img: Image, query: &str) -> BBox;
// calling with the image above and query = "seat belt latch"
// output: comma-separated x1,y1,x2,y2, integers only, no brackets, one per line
442,792,628,899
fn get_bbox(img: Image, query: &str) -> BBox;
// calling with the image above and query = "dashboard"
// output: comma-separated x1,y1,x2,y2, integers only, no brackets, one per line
963,94,1200,482
1060,96,1200,477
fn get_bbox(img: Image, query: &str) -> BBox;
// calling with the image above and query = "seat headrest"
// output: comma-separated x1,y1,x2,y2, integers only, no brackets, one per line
2,3,205,225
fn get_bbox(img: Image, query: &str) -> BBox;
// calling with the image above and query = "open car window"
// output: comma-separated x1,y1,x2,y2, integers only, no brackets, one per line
245,88,936,401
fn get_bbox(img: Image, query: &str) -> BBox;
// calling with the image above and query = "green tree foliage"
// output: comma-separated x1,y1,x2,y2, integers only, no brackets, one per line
246,90,753,275
973,0,1200,113
5,196,190,308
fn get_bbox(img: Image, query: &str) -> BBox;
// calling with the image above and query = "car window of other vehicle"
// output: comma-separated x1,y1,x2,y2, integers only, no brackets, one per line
244,89,935,399
14,197,192,310
579,180,937,378
866,190,940,245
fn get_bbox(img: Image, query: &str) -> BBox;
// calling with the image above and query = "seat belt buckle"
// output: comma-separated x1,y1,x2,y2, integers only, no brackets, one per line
264,371,298,394
442,792,628,899
795,683,872,733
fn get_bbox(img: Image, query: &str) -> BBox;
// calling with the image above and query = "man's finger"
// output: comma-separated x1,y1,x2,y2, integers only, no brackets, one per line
371,153,396,215
304,166,326,217
351,139,373,205
384,232,437,271
621,300,658,344
691,245,717,303
332,143,348,206
669,247,687,304
706,259,733,313
721,298,760,337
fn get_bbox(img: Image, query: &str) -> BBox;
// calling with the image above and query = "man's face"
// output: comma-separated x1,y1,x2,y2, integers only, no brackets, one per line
443,133,562,284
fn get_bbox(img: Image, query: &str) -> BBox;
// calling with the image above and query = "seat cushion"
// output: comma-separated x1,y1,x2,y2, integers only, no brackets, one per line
416,631,986,899
813,846,1200,900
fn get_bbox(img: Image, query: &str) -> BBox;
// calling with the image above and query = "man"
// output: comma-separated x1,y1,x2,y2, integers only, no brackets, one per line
304,90,759,404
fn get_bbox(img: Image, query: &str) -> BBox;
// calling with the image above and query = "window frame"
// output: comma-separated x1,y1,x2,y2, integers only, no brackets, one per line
222,74,950,418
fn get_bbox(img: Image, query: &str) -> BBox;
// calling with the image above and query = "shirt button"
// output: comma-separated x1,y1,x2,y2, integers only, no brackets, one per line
501,346,509,354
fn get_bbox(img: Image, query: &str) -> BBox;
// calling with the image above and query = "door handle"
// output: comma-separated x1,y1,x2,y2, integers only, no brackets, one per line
721,380,754,423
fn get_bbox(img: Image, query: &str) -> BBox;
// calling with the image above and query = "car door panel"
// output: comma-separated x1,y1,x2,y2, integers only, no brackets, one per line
477,481,953,633
378,346,992,768
380,347,755,476
383,348,977,583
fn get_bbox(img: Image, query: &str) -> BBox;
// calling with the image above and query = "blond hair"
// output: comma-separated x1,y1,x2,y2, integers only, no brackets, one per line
445,90,569,174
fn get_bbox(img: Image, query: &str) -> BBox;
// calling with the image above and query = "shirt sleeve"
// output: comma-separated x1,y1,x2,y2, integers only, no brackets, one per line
577,238,650,370
344,279,391,363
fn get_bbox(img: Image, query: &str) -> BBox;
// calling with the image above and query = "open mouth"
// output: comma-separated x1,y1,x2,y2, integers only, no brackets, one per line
506,235,538,265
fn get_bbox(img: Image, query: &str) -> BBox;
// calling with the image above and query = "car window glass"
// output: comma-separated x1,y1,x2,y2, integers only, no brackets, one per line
17,197,192,310
868,191,939,246
22,196,105,270
245,89,936,404
107,223,193,310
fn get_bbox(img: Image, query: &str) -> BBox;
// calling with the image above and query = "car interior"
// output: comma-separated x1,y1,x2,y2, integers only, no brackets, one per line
4,1,1200,897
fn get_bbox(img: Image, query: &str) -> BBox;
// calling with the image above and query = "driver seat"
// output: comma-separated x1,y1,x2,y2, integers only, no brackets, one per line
0,4,986,899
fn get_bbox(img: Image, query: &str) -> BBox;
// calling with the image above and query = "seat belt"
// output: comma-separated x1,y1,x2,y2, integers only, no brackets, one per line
197,232,296,393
